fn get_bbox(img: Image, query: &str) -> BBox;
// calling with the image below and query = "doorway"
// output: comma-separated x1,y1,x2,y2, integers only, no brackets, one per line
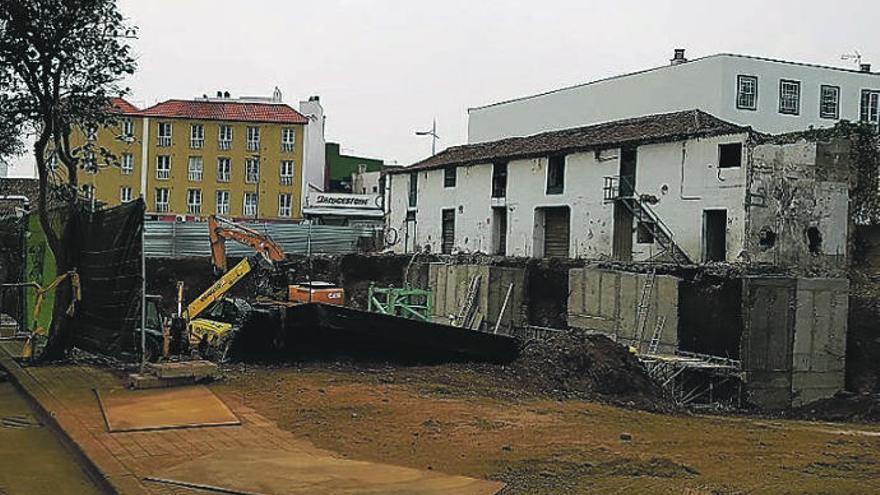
492,207,507,256
612,146,637,261
535,206,570,258
703,209,727,262
441,209,455,254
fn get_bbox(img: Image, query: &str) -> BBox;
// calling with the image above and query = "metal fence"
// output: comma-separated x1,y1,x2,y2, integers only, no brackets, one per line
144,221,379,258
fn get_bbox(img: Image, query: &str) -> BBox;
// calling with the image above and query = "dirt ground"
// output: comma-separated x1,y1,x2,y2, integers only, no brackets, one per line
212,363,880,495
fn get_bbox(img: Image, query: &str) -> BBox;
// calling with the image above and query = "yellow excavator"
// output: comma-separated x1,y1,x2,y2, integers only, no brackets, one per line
184,215,286,358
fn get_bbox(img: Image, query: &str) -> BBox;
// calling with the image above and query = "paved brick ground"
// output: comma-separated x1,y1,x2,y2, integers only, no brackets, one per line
0,343,361,495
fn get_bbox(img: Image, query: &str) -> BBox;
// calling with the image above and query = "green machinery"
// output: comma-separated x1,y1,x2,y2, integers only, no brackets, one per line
367,285,434,322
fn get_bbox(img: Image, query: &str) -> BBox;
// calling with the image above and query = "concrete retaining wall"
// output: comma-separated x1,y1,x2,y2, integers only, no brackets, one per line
425,263,526,332
567,267,680,353
741,276,848,409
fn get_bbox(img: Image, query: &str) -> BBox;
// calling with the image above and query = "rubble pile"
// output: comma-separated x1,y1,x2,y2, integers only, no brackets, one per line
506,330,668,410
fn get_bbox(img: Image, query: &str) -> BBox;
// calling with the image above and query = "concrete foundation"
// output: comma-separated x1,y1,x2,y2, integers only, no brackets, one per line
567,267,680,353
741,276,848,409
424,263,526,332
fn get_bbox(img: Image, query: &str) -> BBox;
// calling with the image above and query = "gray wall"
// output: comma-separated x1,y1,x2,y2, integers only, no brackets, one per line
424,263,525,332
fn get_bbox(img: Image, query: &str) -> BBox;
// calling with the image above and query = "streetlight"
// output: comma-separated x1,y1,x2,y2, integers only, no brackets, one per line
415,119,440,156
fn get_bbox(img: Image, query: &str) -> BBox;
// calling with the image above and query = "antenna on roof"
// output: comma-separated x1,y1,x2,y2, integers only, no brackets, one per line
841,50,862,68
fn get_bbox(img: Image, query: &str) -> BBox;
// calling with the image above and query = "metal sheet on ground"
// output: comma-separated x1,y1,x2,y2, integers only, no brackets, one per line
148,447,505,495
96,385,240,432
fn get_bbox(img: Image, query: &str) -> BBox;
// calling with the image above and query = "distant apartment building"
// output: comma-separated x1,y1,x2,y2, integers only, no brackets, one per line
325,142,384,193
63,90,315,221
468,50,880,143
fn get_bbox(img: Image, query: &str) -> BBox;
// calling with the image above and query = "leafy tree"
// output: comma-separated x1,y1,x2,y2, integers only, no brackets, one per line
0,0,136,359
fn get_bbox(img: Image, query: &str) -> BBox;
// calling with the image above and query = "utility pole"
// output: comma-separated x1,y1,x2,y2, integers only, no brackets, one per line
415,119,439,156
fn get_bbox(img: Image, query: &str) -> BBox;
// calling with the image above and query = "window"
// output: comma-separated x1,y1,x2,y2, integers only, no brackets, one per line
278,193,292,217
121,153,133,175
718,143,743,169
444,166,457,187
281,128,295,152
408,173,418,208
861,90,880,125
190,124,204,149
779,79,801,115
156,155,170,180
218,125,232,150
120,186,132,203
280,160,294,185
82,184,95,200
157,122,172,146
217,158,231,182
46,152,57,171
86,125,97,142
83,150,97,172
216,190,230,215
246,126,260,151
492,162,508,198
441,209,455,254
820,85,840,119
186,189,202,215
243,192,258,217
188,156,203,181
245,158,260,183
155,188,169,212
736,75,758,110
122,119,134,140
547,155,565,194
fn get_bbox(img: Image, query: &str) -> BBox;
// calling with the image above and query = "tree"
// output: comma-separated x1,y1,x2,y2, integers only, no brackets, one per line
0,0,136,359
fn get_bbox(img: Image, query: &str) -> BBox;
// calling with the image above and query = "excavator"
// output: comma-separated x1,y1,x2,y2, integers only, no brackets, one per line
184,215,286,358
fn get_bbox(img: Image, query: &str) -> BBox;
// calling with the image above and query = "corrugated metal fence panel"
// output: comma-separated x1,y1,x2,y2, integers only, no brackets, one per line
144,221,377,258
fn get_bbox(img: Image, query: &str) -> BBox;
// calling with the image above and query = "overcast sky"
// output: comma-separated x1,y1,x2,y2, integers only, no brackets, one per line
6,0,879,176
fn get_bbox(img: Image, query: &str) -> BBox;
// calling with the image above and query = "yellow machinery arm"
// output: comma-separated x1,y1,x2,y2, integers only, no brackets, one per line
185,258,252,320
208,215,285,274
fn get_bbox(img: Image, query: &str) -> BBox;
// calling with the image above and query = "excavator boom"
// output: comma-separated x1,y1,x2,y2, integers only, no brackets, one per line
209,215,285,273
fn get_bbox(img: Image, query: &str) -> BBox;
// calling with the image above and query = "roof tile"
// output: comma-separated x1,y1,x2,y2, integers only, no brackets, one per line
138,99,308,124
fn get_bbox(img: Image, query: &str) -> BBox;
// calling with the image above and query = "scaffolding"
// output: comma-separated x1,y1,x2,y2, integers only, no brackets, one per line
641,351,743,408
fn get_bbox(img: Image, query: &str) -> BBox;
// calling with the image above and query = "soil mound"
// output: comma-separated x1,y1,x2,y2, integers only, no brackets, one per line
507,330,667,410
789,392,880,423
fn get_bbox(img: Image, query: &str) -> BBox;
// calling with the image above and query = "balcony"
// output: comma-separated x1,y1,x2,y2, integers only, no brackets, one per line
218,140,231,150
190,138,204,149
157,170,170,180
187,204,201,215
188,171,203,181
247,140,260,152
280,175,293,186
281,142,294,153
155,203,169,213
157,136,171,147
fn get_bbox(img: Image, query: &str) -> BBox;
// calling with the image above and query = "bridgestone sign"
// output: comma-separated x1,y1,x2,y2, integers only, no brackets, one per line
307,192,383,209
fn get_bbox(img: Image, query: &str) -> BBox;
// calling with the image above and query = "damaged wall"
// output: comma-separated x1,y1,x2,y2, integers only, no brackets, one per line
567,267,679,353
741,276,848,409
746,139,850,274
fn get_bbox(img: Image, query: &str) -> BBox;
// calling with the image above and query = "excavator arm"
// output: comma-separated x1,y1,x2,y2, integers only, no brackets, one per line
185,257,253,320
208,215,286,273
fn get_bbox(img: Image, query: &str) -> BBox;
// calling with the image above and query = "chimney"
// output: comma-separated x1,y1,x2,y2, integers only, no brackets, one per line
861,63,872,73
216,91,222,98
671,48,687,65
223,91,230,98
309,95,320,102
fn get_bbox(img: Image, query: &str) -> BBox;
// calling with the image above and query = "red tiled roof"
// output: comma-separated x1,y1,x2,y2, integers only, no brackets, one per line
138,99,309,124
392,110,752,174
109,97,140,114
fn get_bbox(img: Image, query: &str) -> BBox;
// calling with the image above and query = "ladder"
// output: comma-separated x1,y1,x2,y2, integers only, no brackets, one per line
455,275,481,329
647,314,667,354
635,269,656,350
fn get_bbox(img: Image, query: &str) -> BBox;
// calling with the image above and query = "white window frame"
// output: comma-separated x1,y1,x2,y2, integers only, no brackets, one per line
280,160,294,185
157,122,172,146
188,156,203,181
281,128,295,152
278,193,292,217
156,155,171,180
819,85,840,120
243,192,258,217
218,125,232,150
216,190,230,215
246,126,260,151
86,125,97,142
736,75,758,110
190,123,204,149
779,79,801,115
861,89,880,125
121,153,133,175
245,158,260,183
186,189,202,215
155,188,169,212
122,119,134,140
120,186,132,203
217,157,231,183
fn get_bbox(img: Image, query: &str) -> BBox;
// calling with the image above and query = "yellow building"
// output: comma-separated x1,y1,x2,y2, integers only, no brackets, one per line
69,96,308,221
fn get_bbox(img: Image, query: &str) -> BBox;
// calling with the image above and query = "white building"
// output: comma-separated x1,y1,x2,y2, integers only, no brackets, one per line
299,96,327,197
387,110,849,270
468,50,880,144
